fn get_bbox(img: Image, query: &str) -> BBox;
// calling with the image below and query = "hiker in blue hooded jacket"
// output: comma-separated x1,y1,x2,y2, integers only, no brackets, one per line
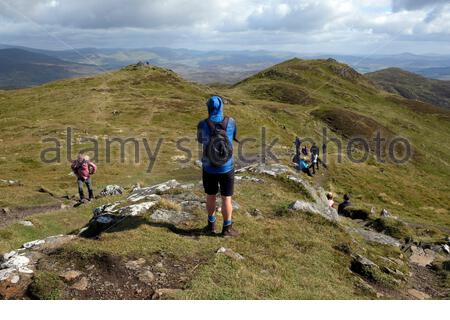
197,96,239,237
298,157,313,177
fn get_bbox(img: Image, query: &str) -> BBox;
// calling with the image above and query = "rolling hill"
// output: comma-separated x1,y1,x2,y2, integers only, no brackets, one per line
0,59,449,299
366,68,450,109
0,48,100,89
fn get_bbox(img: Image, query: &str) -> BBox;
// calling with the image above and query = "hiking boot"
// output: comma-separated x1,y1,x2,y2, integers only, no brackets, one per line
222,224,240,237
203,221,216,234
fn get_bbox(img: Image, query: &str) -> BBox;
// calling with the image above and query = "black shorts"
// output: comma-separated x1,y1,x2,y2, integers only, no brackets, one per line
202,169,234,197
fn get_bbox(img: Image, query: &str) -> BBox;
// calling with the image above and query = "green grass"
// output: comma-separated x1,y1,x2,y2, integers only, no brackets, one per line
29,271,64,300
0,59,449,299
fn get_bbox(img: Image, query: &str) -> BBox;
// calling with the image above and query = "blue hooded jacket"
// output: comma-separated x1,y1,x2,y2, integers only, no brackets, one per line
299,159,309,170
197,96,236,174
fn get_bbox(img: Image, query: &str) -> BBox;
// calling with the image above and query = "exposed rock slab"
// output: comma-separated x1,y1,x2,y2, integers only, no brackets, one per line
348,227,401,247
150,209,192,224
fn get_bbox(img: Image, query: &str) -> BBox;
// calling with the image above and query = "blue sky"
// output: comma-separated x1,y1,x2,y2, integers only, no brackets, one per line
0,0,449,54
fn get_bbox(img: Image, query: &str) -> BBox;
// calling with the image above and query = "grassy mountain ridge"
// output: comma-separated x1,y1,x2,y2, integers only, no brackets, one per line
366,67,450,109
0,59,449,299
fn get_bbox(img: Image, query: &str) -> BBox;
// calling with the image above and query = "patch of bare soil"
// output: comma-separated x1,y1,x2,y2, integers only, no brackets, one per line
407,263,449,299
32,249,206,300
0,203,73,227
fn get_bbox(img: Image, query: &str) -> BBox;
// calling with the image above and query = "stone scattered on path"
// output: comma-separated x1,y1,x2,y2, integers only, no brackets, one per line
0,179,21,186
0,269,33,299
71,277,89,291
125,258,146,271
407,288,430,300
138,270,155,285
0,207,11,215
99,185,124,197
152,288,181,299
409,246,436,267
380,208,391,218
246,208,264,219
60,270,83,282
18,220,34,227
216,247,244,260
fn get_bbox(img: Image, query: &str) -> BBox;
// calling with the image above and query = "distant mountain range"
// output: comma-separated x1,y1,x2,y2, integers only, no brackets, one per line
366,68,450,109
0,48,100,89
1,44,450,89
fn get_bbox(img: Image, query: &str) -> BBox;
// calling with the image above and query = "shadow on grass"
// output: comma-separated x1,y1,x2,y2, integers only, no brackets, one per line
79,215,219,239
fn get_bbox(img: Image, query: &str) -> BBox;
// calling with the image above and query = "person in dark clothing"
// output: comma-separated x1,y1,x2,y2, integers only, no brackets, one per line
310,142,320,174
197,96,239,237
338,194,351,215
294,136,301,156
301,145,309,156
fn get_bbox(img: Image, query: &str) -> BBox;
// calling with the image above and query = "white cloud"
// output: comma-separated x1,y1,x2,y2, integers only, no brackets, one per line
0,0,449,53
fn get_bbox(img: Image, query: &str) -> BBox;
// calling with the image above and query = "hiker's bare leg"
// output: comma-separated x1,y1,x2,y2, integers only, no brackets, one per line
206,194,216,216
221,196,232,221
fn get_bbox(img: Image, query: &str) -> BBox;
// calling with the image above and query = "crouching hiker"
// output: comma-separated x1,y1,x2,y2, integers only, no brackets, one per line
326,192,335,208
338,194,351,215
71,153,97,202
197,95,239,237
298,157,313,177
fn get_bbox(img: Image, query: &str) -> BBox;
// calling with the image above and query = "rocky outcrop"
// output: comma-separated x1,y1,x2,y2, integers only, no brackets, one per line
237,164,338,222
82,180,201,237
349,227,401,247
0,234,75,299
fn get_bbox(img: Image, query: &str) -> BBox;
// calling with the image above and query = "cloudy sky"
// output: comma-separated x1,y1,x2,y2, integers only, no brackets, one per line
0,0,449,54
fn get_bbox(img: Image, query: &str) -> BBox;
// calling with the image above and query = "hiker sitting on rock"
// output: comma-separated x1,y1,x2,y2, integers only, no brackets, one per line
338,194,351,215
197,95,239,237
298,157,313,177
326,192,335,208
71,153,97,202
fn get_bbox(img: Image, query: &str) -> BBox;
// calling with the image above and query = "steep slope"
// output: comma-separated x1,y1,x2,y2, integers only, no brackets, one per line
0,60,449,299
366,68,450,109
0,48,100,89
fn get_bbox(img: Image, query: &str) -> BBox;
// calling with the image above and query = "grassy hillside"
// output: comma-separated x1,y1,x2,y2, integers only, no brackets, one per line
366,67,450,109
1,59,449,299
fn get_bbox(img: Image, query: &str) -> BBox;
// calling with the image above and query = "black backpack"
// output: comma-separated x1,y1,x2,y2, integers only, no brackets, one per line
205,117,233,167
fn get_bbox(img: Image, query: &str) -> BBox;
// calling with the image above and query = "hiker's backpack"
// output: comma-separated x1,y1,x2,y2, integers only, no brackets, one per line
205,117,233,167
88,162,96,175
